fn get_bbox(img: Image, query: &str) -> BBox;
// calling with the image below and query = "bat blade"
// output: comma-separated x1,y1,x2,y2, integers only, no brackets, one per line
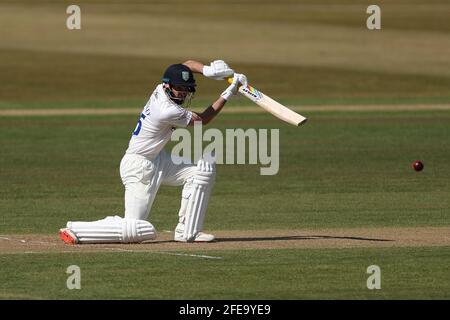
227,78,307,126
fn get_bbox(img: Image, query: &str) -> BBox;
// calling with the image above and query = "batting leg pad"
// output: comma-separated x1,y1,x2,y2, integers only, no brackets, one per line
66,216,156,244
180,159,216,241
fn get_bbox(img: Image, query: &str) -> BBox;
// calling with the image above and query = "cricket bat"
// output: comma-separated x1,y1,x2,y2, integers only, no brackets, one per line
227,77,307,126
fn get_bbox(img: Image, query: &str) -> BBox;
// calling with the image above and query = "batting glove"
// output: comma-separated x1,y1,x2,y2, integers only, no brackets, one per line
203,60,234,80
221,73,246,100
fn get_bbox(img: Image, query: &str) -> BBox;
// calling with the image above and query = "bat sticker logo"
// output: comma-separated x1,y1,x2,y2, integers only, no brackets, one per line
242,85,262,101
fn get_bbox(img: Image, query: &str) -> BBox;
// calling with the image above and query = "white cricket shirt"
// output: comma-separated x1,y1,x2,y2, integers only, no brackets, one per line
125,84,193,159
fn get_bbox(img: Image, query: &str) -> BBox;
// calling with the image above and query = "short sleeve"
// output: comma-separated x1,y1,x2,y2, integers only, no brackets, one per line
162,106,193,128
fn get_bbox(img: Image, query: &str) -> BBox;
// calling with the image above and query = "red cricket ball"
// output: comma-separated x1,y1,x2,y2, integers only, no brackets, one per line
412,160,424,171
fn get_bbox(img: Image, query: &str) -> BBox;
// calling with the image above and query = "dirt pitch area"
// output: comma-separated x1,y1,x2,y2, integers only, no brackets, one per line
1,227,449,255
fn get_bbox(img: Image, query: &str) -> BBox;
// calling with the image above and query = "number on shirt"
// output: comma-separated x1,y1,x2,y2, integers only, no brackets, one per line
132,113,146,136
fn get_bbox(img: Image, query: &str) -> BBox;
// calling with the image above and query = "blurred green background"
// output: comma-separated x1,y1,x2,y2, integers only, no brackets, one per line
0,0,449,106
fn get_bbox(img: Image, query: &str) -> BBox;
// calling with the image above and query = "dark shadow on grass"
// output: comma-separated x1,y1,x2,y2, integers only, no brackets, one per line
215,235,394,242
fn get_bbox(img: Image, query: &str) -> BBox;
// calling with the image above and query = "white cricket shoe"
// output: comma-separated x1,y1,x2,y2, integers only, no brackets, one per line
174,224,215,242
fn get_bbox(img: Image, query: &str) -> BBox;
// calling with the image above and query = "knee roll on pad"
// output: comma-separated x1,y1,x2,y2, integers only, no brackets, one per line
193,159,216,185
122,218,157,243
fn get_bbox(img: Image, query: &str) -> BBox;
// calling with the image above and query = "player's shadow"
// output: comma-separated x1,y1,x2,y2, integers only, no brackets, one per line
215,235,394,242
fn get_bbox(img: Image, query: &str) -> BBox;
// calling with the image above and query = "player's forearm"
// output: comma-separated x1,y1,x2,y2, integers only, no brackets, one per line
199,97,227,125
182,60,204,74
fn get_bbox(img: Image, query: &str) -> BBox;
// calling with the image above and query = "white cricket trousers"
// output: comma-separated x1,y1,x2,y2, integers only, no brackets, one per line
120,150,199,221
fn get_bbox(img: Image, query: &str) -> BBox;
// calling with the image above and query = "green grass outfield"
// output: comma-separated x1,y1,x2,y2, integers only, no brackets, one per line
1,110,449,299
1,111,449,233
1,247,449,299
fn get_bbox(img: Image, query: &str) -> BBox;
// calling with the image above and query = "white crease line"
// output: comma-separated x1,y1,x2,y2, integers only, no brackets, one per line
14,250,223,259
0,237,11,240
159,251,223,260
104,247,222,260
104,248,134,253
3,244,222,259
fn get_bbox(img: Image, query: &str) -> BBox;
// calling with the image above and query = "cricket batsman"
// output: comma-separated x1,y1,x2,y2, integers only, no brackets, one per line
59,60,247,244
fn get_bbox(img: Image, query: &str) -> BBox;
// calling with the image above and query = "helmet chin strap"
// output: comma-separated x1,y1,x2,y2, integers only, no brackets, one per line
164,84,194,108
164,86,183,104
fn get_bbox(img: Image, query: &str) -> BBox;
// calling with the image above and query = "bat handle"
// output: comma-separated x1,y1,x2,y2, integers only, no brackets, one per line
226,76,245,89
